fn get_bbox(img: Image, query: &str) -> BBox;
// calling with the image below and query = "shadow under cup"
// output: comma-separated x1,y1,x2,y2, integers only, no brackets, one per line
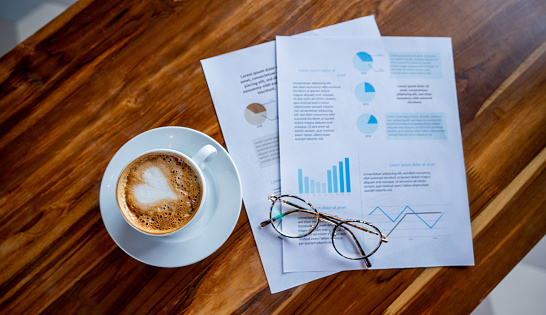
115,148,215,236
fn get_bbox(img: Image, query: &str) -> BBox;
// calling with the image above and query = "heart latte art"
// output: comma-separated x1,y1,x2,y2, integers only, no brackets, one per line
116,152,203,234
133,167,177,204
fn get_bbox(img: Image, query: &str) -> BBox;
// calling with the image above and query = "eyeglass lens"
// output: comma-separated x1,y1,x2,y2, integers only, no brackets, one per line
332,221,382,259
271,196,319,238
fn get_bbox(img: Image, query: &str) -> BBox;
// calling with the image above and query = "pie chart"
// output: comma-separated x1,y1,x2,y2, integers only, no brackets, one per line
355,82,375,103
353,52,373,72
244,103,267,125
357,114,378,134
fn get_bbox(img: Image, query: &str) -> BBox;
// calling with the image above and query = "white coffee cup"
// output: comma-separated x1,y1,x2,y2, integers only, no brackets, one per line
115,145,217,236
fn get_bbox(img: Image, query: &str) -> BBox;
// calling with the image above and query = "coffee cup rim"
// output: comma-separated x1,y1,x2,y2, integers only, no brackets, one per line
115,148,207,237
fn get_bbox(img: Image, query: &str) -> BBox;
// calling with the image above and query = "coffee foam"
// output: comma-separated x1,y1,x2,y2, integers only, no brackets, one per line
117,152,202,234
133,166,177,204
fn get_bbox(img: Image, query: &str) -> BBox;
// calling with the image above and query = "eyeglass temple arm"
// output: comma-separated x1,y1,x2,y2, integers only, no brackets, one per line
260,208,317,227
260,197,317,227
320,212,389,243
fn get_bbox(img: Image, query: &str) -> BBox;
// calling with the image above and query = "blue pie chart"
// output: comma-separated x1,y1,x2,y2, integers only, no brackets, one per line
353,52,373,72
355,82,375,103
357,114,378,134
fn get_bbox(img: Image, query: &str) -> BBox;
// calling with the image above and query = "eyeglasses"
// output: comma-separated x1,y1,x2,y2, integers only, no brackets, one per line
260,194,388,268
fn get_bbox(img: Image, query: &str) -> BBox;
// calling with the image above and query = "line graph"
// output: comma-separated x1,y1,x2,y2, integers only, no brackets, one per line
368,206,445,237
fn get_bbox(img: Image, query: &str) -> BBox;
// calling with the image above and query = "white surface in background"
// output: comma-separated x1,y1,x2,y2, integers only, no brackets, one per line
0,0,78,56
15,2,66,43
471,236,546,315
489,262,546,315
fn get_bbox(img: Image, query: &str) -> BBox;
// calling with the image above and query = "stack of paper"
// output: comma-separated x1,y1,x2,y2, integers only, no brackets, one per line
201,16,473,294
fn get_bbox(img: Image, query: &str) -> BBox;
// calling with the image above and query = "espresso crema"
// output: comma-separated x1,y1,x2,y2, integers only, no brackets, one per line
116,152,202,234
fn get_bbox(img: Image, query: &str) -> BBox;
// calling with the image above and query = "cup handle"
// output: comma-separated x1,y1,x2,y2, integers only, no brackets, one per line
192,144,217,170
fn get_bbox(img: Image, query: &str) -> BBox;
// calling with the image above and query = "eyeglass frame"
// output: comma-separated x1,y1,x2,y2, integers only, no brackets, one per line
260,194,388,268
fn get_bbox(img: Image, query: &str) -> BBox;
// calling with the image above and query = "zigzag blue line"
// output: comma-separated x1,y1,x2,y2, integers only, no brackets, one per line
369,206,444,228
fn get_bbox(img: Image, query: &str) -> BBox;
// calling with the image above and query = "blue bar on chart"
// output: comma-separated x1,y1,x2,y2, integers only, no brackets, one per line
333,166,338,193
298,169,303,193
297,158,351,194
345,158,351,193
327,170,332,193
339,161,344,193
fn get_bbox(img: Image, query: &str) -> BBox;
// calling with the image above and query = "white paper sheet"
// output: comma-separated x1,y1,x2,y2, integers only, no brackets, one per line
276,36,474,272
201,17,380,293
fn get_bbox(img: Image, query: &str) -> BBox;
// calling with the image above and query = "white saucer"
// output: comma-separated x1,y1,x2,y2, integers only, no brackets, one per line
99,127,242,267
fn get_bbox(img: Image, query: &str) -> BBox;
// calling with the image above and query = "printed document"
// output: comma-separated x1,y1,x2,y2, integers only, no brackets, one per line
201,17,380,293
276,36,474,272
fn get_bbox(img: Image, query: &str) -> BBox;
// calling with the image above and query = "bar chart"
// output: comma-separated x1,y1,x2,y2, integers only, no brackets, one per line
297,158,351,194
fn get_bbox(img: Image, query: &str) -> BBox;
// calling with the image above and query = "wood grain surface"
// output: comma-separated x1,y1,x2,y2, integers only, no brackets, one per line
0,0,545,313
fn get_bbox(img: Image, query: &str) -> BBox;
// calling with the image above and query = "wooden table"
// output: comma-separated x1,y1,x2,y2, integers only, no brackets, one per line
1,0,545,313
